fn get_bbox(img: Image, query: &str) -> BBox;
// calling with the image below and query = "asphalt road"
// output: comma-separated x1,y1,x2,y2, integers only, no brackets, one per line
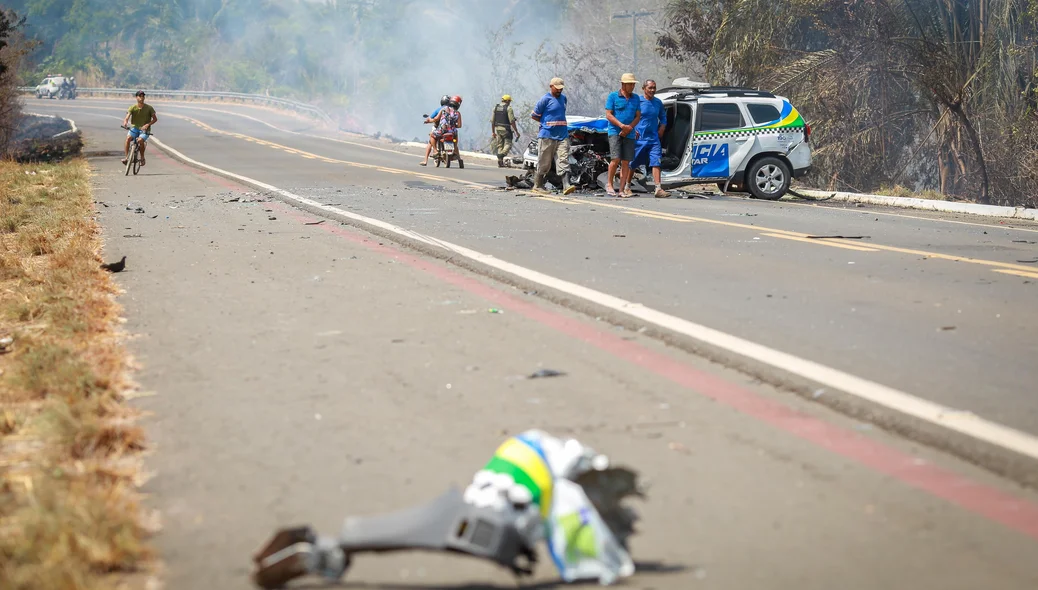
28,98,1038,589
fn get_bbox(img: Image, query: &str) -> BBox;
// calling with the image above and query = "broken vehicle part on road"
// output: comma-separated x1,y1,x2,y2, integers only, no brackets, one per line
252,430,643,588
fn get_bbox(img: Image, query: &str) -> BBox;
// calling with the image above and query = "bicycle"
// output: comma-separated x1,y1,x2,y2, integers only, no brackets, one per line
121,125,153,176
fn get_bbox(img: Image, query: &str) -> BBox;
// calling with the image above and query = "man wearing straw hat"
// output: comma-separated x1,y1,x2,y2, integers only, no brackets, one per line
604,73,642,197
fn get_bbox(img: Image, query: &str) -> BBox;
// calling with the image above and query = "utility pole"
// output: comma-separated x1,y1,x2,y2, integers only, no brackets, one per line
611,10,654,73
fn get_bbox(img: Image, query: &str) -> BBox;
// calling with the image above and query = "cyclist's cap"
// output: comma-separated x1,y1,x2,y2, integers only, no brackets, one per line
135,90,146,97
550,77,564,89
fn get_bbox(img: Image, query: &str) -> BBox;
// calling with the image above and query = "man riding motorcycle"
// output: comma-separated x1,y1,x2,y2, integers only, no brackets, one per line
422,95,451,165
420,95,464,168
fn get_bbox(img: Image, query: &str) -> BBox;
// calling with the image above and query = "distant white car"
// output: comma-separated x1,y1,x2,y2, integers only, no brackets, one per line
524,80,813,200
35,76,69,99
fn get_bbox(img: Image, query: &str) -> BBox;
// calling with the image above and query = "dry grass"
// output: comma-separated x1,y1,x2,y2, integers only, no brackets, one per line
876,184,951,201
0,159,150,590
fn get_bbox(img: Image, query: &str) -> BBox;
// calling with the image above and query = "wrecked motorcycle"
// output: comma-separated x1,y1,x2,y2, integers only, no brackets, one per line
519,118,652,193
252,430,644,588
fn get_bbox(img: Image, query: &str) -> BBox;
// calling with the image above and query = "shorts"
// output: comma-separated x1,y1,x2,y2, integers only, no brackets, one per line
127,127,151,142
632,138,663,168
608,134,635,161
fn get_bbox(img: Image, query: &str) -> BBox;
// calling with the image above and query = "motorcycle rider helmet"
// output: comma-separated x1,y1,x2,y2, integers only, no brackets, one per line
440,95,451,106
452,95,463,106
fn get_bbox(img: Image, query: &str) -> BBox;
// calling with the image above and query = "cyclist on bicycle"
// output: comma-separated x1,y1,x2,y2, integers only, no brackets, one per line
121,90,157,166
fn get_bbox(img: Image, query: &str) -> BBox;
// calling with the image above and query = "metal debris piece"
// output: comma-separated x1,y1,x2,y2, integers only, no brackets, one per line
251,431,642,588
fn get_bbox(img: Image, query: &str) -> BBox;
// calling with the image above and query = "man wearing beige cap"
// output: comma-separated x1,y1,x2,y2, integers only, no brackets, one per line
530,77,574,195
604,73,642,197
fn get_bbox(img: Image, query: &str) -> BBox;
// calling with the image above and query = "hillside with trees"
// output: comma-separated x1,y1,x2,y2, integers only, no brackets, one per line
7,0,1036,205
658,0,1038,206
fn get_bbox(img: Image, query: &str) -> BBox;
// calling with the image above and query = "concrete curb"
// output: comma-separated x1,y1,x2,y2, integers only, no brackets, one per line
146,135,1038,491
797,189,1038,221
24,112,79,137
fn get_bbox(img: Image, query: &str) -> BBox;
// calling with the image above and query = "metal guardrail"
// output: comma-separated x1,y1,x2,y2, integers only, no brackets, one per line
18,86,334,125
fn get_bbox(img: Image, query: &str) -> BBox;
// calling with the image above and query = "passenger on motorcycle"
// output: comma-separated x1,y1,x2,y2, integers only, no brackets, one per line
420,96,464,167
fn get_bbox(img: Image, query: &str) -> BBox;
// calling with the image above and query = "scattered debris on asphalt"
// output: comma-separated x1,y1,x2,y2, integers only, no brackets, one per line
304,219,326,225
941,326,957,331
251,430,643,588
488,308,503,314
528,369,566,379
668,441,691,454
1016,259,1038,264
122,234,143,238
268,216,277,221
101,256,126,273
1012,240,1037,244
613,234,626,238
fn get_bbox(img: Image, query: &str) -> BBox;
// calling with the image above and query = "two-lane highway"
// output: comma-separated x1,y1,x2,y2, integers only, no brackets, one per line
38,98,1038,437
30,97,1038,588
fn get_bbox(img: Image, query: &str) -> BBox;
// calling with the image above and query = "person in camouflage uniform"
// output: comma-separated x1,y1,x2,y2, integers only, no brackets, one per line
490,94,520,167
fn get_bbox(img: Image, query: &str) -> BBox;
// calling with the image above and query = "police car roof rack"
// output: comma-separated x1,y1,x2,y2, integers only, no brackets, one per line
698,86,776,98
657,86,776,99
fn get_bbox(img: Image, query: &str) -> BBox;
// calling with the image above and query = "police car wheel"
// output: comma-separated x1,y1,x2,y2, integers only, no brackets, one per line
748,157,790,200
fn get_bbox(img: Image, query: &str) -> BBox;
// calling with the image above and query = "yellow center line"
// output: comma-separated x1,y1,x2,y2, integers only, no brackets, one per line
993,269,1038,280
535,196,1038,272
626,210,696,223
167,113,496,190
760,232,879,252
781,197,1038,234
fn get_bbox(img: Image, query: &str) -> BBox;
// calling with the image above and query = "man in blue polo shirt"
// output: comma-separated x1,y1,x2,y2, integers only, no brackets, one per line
531,77,574,195
632,79,670,198
604,73,641,197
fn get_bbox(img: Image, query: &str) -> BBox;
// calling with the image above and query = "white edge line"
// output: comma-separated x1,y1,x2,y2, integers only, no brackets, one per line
799,189,1038,221
150,136,1038,462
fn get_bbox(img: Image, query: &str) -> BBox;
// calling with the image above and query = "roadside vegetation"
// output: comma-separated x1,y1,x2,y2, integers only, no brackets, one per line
0,159,150,589
658,0,1038,208
6,1,1034,206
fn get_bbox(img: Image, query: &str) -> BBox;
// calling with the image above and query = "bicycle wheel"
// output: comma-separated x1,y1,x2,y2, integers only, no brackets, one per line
132,146,142,175
125,143,135,176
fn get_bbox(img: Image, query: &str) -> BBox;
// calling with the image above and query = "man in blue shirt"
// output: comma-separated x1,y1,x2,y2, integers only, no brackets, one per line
604,73,642,197
530,77,574,195
421,95,451,166
632,79,670,198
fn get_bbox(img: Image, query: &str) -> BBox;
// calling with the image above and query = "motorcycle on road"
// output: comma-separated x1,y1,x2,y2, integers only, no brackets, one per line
423,113,464,169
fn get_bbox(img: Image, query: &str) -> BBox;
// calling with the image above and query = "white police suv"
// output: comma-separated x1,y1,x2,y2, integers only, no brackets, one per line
523,79,813,200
